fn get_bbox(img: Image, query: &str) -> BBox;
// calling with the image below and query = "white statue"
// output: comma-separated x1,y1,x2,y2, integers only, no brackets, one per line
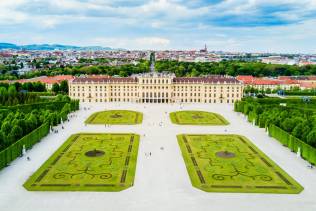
297,147,301,158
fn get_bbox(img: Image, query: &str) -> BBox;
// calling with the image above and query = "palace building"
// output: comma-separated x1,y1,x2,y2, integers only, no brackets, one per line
69,72,243,104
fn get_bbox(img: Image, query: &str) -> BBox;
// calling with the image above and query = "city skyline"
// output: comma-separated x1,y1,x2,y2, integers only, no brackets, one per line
0,0,316,53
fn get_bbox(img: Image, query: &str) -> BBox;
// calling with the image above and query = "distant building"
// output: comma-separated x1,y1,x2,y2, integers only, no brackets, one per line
14,75,74,90
236,75,300,90
261,56,296,65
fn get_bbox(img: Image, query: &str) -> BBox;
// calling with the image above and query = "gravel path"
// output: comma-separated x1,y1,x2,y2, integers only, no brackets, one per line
0,103,315,211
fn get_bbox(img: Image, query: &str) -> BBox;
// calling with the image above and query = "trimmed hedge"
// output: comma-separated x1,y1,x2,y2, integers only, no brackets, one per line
268,124,316,165
0,99,79,171
0,101,70,113
0,100,79,113
0,122,50,170
235,99,316,165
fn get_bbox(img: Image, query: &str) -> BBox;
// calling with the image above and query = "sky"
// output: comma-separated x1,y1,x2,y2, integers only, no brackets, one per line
0,0,316,53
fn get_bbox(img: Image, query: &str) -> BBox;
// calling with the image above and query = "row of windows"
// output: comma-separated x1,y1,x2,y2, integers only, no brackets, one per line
175,93,239,98
141,79,170,84
81,98,135,103
72,86,138,92
142,92,169,98
179,99,235,103
71,85,242,92
142,86,169,90
74,92,239,99
80,98,235,103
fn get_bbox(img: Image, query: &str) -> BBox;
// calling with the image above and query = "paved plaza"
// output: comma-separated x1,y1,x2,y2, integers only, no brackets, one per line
0,103,316,211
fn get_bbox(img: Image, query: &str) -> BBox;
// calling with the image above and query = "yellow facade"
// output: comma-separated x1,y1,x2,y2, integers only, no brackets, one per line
69,73,243,104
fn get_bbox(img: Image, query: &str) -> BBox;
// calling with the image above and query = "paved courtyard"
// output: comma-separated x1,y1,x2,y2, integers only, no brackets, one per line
0,103,316,211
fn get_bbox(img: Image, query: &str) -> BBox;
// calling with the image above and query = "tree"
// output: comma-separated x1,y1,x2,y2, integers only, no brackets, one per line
9,125,23,141
191,68,199,77
27,114,38,129
292,123,305,140
1,121,11,135
119,71,128,77
0,87,7,96
306,130,316,147
8,85,17,96
61,103,71,113
62,95,70,102
52,83,60,93
0,131,5,149
59,80,69,93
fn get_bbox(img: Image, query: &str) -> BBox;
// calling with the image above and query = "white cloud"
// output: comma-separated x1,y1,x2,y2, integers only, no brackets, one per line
0,0,315,53
135,37,170,47
0,0,28,24
91,36,171,50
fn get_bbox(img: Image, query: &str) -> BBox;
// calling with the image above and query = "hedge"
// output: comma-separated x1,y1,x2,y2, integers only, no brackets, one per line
0,122,50,170
0,101,75,113
235,99,316,165
0,99,80,171
268,124,316,165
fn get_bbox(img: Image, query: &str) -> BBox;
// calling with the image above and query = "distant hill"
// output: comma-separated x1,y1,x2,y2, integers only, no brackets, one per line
0,42,121,51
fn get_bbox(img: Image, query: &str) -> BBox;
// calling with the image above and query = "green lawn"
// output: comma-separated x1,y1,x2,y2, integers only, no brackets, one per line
24,133,140,191
177,134,303,194
85,110,143,125
170,110,229,125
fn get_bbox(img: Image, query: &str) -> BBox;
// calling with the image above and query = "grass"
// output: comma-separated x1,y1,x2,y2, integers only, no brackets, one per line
24,133,140,192
177,134,303,194
85,110,143,125
170,110,229,125
285,96,316,99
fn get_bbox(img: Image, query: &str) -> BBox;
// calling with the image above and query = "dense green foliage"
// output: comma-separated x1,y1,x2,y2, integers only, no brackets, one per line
51,80,69,94
0,81,49,106
0,85,41,106
155,60,316,77
284,89,316,96
0,98,79,152
11,81,46,92
0,122,50,170
0,60,150,80
234,98,316,147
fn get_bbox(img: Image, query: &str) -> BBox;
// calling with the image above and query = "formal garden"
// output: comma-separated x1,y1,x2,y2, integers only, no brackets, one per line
234,98,316,165
24,133,140,191
170,110,229,125
85,110,143,125
177,134,303,193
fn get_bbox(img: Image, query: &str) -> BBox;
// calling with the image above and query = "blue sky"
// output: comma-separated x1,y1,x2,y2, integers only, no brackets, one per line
0,0,316,53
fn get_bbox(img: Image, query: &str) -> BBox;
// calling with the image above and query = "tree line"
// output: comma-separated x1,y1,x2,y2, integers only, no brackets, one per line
0,85,41,106
155,60,316,77
235,98,316,147
0,60,150,80
51,80,69,94
0,94,76,151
